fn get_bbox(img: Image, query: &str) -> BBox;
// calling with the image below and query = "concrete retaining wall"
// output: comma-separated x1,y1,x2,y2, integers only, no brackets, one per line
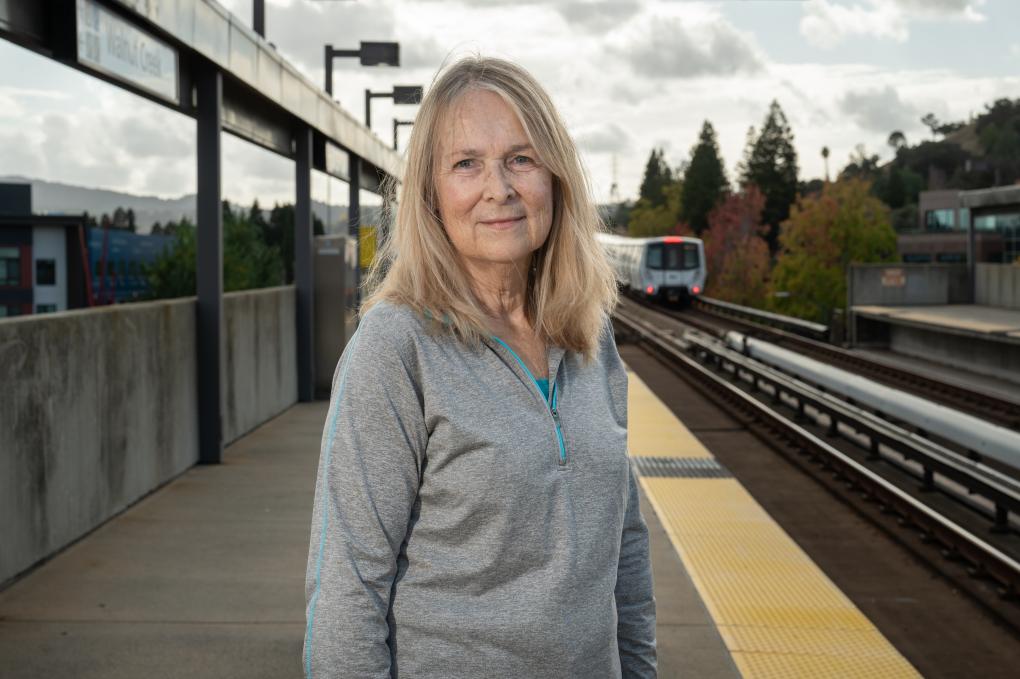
223,286,297,443
1,286,298,585
890,324,1020,386
0,300,199,585
848,263,970,306
976,263,1020,309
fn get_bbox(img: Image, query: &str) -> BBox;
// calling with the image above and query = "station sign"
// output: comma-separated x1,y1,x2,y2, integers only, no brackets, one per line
76,0,179,104
881,268,906,288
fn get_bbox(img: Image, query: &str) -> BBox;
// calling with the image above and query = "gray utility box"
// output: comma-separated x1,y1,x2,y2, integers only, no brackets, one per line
314,235,359,399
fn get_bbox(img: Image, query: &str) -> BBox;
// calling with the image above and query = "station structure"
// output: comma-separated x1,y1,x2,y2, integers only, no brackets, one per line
2,1,1020,678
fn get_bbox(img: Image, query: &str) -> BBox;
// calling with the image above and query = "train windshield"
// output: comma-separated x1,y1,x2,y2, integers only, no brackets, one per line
647,242,699,270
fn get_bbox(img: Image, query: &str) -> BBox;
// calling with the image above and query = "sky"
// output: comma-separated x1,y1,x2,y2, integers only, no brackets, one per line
2,0,1019,209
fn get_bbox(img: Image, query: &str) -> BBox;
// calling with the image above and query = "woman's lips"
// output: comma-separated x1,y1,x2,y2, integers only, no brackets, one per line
480,217,524,230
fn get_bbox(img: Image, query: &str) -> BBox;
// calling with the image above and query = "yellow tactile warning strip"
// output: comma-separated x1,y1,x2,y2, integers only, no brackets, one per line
627,368,713,459
626,368,921,678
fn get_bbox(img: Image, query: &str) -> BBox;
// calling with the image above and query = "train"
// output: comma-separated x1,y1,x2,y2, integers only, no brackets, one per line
597,233,707,306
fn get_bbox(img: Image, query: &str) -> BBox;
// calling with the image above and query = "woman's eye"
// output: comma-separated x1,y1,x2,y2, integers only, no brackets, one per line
510,155,534,166
453,159,475,170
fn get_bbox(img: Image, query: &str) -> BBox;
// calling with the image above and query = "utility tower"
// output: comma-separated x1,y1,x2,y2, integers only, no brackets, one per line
609,154,621,204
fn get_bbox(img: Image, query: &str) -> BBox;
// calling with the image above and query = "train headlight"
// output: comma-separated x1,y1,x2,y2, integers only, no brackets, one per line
692,285,701,294
646,285,654,294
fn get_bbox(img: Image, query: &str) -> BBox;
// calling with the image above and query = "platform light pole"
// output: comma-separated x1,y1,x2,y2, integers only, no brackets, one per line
324,42,400,96
393,119,414,150
365,85,422,129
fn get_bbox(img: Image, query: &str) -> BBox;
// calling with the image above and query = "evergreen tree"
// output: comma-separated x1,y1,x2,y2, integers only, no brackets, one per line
638,148,673,207
680,121,728,236
739,101,799,255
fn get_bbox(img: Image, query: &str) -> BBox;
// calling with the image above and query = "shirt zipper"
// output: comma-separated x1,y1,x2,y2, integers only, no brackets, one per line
491,337,568,466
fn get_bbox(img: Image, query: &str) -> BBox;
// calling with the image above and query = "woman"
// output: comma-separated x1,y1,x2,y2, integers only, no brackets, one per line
304,56,656,678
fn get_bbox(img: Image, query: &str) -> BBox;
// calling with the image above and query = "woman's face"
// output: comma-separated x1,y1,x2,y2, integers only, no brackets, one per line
435,89,554,276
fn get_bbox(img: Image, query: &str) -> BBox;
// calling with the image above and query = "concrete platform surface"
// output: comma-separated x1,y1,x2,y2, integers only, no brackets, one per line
0,401,731,678
853,304,1020,340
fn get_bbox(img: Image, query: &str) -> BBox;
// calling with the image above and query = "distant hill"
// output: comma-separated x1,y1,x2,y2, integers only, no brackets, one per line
0,176,352,234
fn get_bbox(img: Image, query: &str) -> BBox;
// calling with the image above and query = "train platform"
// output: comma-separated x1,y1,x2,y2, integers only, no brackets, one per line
852,304,1020,343
0,372,919,678
851,303,1020,386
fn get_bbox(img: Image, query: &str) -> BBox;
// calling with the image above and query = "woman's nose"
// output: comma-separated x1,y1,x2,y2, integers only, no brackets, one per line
482,162,516,202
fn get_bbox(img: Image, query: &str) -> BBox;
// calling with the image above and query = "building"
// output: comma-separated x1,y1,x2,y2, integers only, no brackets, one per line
907,185,1020,264
0,182,173,316
0,183,91,317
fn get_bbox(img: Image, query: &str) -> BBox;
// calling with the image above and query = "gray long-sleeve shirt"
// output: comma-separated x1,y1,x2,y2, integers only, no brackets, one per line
304,301,656,678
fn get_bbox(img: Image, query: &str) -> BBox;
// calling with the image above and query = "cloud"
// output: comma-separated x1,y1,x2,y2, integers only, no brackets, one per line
839,85,918,133
617,14,763,79
800,0,986,49
574,122,632,154
264,0,397,75
119,117,191,159
400,36,450,71
556,1,642,33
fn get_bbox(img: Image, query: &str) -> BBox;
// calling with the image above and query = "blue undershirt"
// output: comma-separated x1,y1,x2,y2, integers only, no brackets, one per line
535,378,550,402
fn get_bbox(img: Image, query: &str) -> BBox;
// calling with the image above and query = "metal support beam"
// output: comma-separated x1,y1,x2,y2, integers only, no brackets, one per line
349,154,361,307
253,0,265,37
295,126,315,401
967,213,977,303
196,65,223,464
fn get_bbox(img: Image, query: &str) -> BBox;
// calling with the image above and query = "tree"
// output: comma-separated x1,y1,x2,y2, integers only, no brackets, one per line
638,148,673,207
770,178,897,324
680,121,728,236
975,99,1020,186
921,113,939,140
887,131,906,151
628,181,684,237
145,203,285,299
702,186,770,307
821,146,830,182
739,100,799,256
839,144,881,182
263,201,326,283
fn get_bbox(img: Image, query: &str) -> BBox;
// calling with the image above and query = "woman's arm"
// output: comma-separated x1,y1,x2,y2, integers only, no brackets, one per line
603,320,658,677
303,308,427,678
615,464,657,677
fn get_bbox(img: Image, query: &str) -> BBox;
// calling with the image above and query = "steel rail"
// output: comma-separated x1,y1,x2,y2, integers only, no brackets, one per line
687,300,1020,431
614,304,1020,598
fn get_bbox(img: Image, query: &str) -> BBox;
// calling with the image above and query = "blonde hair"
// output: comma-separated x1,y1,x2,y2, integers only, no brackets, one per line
361,56,617,359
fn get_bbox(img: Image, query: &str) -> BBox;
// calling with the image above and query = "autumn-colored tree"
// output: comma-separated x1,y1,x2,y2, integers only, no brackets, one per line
770,178,897,324
702,186,770,307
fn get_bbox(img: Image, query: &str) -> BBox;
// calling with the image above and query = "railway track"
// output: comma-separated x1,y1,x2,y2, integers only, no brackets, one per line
614,299,1020,634
677,299,1020,432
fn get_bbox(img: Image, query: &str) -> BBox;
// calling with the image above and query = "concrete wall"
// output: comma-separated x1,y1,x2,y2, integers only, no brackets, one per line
848,263,970,306
0,300,198,585
1,286,298,585
891,325,1020,386
223,286,297,443
975,263,1020,309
